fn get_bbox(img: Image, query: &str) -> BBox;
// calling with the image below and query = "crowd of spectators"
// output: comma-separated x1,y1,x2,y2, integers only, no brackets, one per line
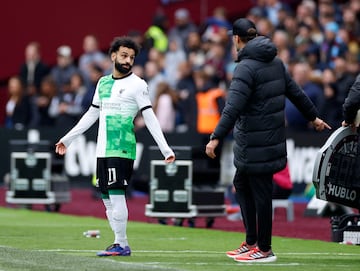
3,0,360,134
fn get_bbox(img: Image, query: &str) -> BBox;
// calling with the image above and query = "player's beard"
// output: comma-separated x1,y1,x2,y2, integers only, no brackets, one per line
115,60,132,74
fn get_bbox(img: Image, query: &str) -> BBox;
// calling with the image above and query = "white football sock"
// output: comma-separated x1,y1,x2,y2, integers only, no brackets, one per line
109,194,129,248
102,198,114,231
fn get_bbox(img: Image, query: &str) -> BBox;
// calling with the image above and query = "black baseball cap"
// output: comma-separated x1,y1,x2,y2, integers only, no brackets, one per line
228,18,257,37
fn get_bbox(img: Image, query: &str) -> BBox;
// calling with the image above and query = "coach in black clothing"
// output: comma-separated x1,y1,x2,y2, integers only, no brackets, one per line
206,18,330,263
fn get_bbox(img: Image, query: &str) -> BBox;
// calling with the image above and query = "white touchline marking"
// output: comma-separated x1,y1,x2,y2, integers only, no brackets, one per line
33,249,360,257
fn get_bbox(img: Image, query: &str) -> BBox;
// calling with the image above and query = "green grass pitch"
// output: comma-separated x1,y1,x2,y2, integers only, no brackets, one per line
0,207,359,271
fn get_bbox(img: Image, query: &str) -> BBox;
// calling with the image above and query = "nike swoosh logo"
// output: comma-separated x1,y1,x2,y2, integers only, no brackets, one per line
108,180,117,186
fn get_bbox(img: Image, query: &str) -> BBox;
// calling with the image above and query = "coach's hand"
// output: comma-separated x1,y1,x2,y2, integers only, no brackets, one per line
312,117,331,131
206,139,219,159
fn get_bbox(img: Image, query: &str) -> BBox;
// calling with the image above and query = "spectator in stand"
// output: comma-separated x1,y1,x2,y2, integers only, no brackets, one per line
317,0,343,26
286,62,324,131
82,63,104,110
145,11,169,53
263,0,291,28
272,29,295,62
19,41,50,96
203,40,227,84
185,31,206,68
163,38,186,88
144,60,166,103
319,57,356,128
147,47,166,73
35,75,58,127
168,8,197,52
5,76,37,130
347,0,360,45
202,6,232,35
294,22,319,63
175,60,197,131
256,17,275,37
49,72,87,130
51,45,79,93
246,7,266,25
303,15,324,46
153,81,178,133
296,0,316,23
201,6,232,51
128,30,149,67
132,65,145,78
78,34,111,84
225,43,238,87
319,21,348,70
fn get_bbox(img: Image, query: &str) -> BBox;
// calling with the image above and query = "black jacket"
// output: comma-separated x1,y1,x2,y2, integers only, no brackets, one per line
343,74,360,124
213,36,318,174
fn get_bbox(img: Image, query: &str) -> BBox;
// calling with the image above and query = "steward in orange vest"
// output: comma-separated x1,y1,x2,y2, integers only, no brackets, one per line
196,87,226,134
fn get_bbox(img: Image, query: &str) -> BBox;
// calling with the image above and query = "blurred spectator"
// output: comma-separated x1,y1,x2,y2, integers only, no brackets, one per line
5,76,37,130
317,0,342,26
128,30,149,67
296,0,317,23
201,6,232,46
319,57,355,128
168,8,198,51
81,63,104,110
294,22,319,62
35,75,57,126
263,0,291,27
256,17,275,37
246,6,266,25
285,62,323,130
164,38,186,88
78,34,111,84
145,11,169,53
19,41,50,96
185,31,206,68
51,45,79,93
132,65,145,78
175,61,197,131
303,16,324,45
144,60,166,103
272,29,295,61
333,56,356,102
49,72,87,129
225,43,238,87
147,47,166,73
153,81,179,133
319,21,348,70
203,41,227,84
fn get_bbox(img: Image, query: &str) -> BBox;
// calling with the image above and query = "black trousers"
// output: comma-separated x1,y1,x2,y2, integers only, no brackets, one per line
233,170,273,252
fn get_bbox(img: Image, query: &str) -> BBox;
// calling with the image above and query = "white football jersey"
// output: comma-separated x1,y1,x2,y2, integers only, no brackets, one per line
92,73,151,159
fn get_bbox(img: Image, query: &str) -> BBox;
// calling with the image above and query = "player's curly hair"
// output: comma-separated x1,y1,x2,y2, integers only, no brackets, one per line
108,36,141,57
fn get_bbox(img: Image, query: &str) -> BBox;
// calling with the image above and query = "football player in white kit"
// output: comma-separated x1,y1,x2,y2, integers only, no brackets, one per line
55,36,175,256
